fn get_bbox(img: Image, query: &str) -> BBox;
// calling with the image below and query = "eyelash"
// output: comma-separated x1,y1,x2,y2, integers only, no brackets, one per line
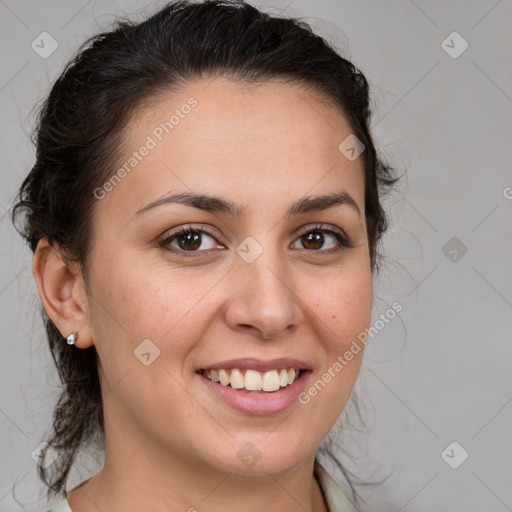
159,223,353,257
299,224,353,250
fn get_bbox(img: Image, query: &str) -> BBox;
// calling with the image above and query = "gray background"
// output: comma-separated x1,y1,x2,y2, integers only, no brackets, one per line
1,1,511,511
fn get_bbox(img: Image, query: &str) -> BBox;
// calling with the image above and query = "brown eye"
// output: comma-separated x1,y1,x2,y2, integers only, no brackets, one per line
291,226,351,252
161,228,223,253
300,232,325,250
176,231,202,250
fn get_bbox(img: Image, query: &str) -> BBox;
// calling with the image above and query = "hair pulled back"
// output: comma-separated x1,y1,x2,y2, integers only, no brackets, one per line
12,0,399,502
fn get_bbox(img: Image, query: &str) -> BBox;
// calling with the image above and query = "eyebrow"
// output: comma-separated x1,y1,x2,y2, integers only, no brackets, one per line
134,190,362,219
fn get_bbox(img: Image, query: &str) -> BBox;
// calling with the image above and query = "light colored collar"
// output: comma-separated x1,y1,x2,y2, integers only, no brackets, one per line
314,460,358,512
45,497,72,512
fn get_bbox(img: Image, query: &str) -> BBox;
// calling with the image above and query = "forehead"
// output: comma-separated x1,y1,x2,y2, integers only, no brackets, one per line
141,77,355,157
98,77,365,219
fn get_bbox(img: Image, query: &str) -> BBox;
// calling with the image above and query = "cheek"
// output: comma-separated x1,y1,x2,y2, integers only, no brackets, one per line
298,262,372,415
89,260,217,344
306,264,373,351
85,247,225,381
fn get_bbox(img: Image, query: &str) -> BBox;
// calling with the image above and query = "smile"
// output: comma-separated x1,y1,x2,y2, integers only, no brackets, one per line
201,368,303,392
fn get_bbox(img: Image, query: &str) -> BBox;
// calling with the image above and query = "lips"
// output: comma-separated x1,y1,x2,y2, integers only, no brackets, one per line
194,357,313,413
197,365,311,415
200,357,311,373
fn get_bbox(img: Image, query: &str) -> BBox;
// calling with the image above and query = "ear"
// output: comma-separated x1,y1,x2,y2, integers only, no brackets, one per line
32,237,94,349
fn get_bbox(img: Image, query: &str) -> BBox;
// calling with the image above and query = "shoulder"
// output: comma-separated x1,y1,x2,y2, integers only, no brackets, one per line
314,460,359,512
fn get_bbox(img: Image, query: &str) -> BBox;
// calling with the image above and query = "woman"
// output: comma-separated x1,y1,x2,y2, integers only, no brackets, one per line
12,1,399,511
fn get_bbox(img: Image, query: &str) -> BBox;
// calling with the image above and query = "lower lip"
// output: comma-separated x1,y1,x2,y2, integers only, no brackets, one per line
197,370,311,415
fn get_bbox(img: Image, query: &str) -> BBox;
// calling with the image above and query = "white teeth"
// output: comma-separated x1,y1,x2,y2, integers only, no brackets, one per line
245,369,262,390
262,370,280,392
202,367,303,392
219,369,230,386
230,369,245,389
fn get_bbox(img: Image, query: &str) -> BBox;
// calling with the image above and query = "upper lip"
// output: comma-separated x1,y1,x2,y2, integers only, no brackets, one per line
199,358,311,372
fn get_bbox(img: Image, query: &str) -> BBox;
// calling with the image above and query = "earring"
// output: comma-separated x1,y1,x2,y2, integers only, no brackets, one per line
66,332,78,345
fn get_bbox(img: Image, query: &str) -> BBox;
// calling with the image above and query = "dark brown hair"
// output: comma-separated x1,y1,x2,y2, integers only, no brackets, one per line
12,0,400,506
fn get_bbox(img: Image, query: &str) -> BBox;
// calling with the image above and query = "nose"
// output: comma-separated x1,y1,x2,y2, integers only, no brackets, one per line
223,248,304,340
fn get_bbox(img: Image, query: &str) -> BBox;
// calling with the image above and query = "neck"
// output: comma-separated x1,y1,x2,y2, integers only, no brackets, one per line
66,408,328,512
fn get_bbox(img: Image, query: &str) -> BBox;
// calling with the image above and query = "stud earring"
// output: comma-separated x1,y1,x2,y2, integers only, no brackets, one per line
66,332,78,345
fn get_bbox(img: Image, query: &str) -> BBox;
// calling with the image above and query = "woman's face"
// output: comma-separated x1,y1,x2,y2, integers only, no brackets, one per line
83,78,372,476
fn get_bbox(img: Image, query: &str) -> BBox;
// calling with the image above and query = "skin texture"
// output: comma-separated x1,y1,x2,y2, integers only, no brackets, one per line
33,78,373,512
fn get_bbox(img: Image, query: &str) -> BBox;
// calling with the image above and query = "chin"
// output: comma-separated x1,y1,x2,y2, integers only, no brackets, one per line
206,434,315,479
